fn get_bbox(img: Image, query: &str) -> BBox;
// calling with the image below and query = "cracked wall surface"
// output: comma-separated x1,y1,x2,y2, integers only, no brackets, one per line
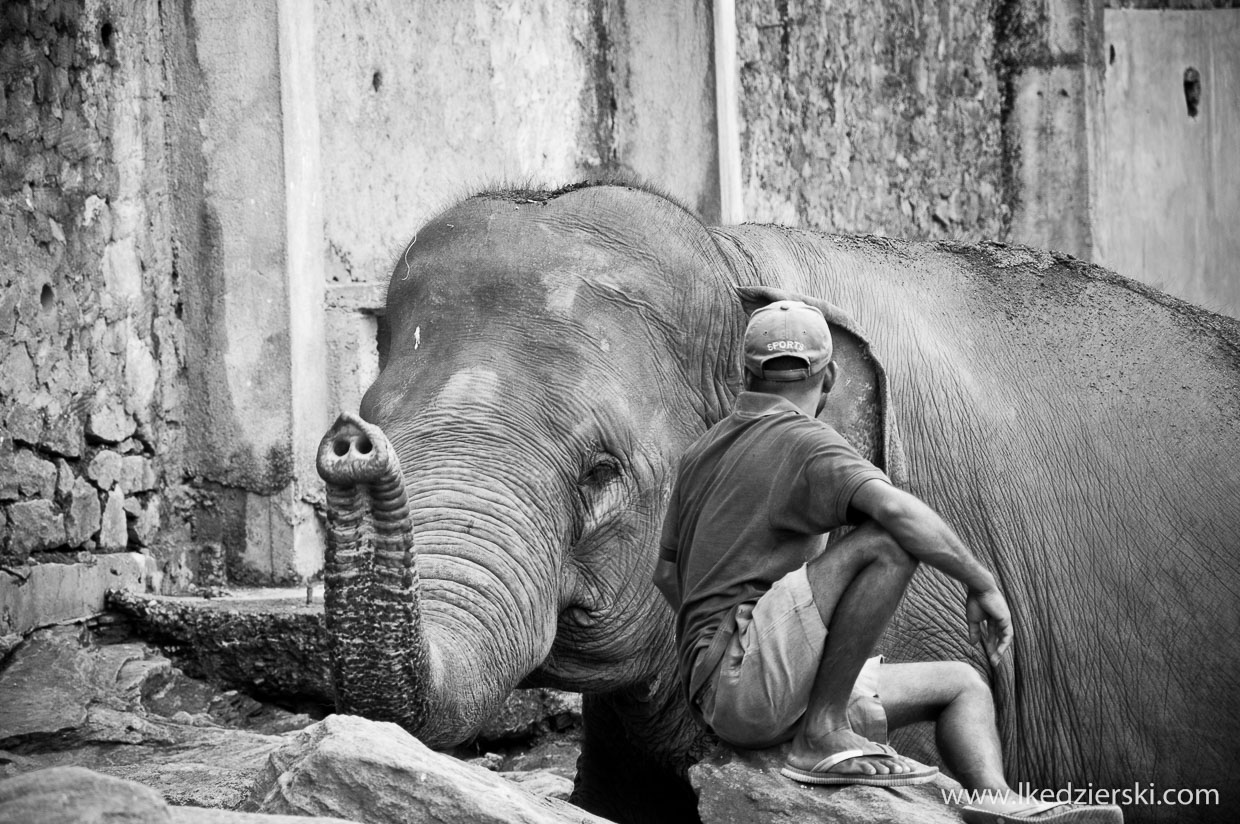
1,0,188,574
736,0,1007,242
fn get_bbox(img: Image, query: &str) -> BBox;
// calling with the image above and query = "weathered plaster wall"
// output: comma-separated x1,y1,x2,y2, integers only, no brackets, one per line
0,0,186,571
164,0,329,587
314,0,717,287
1094,4,1240,317
736,0,1007,242
315,0,718,415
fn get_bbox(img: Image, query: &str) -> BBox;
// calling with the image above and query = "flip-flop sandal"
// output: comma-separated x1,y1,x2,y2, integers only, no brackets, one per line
780,740,939,787
961,800,1124,823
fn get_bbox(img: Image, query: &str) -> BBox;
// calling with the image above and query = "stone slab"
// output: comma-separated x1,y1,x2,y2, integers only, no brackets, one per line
0,766,365,824
690,742,965,824
241,715,613,824
0,553,145,636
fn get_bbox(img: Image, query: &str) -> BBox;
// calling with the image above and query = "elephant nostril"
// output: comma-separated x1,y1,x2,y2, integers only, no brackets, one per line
333,438,350,457
356,436,373,455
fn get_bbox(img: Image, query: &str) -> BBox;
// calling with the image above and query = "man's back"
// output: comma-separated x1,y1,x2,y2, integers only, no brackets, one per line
660,390,888,699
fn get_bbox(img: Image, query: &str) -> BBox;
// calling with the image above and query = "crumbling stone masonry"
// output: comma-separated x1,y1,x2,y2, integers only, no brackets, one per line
737,0,1007,242
1,0,190,574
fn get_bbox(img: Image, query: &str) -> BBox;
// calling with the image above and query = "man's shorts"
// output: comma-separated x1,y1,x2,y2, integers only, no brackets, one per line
695,564,888,749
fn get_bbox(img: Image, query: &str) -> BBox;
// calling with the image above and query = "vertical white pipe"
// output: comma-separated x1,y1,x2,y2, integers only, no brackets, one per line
714,0,745,224
278,0,331,574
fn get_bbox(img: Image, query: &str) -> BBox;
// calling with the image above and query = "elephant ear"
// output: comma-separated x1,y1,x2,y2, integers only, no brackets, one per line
735,285,908,486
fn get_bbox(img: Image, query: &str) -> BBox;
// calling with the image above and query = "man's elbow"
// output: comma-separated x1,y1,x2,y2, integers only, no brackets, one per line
855,482,922,527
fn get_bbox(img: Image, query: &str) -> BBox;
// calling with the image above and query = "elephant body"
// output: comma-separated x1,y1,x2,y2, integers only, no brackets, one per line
317,184,1240,824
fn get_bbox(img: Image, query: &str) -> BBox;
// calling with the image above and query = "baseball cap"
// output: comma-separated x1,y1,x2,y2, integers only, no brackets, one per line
743,300,833,381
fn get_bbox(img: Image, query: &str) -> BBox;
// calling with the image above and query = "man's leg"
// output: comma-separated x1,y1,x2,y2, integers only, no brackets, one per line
881,663,1123,822
880,661,1008,790
786,522,919,775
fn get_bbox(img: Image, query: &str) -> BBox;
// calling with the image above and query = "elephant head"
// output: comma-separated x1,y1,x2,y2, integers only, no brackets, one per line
315,184,899,751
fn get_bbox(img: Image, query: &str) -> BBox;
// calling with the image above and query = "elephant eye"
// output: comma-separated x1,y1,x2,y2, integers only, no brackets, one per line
579,451,623,488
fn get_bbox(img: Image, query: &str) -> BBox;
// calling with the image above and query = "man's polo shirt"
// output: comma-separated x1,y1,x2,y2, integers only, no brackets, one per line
659,391,890,705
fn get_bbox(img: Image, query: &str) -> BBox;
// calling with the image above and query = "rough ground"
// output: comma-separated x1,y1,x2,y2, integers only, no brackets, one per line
0,617,584,815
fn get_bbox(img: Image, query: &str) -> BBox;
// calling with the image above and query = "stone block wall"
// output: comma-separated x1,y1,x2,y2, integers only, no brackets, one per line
0,0,188,572
736,0,1007,242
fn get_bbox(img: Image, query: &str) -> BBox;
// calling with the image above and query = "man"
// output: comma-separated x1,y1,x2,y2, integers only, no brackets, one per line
654,300,1121,823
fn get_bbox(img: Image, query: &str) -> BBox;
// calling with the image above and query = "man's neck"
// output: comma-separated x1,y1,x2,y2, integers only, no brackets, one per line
756,387,821,418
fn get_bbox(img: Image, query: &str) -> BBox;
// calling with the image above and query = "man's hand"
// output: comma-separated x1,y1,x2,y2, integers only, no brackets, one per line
966,586,1013,667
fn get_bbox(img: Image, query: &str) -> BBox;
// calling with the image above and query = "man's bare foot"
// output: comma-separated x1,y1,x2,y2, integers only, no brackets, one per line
786,726,927,777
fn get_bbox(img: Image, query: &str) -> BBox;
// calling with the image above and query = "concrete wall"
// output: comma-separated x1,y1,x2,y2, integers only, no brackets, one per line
1094,8,1240,316
314,0,719,416
1,0,185,575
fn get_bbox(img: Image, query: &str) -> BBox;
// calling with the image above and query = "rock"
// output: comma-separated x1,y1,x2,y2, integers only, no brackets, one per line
172,806,363,823
86,724,292,810
65,476,102,546
0,626,317,810
40,414,81,458
689,743,965,824
54,459,73,497
120,455,156,493
0,766,171,824
88,449,124,489
500,769,575,801
125,335,158,422
499,735,581,779
0,553,144,636
0,347,35,405
12,449,56,500
123,495,160,546
0,766,365,824
87,401,136,444
242,715,613,824
3,406,41,448
0,636,19,661
104,590,335,704
0,627,93,747
0,444,17,502
99,489,128,549
467,751,505,771
477,688,583,743
6,500,64,556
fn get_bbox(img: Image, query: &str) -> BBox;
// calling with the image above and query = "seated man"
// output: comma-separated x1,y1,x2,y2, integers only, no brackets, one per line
654,300,1121,824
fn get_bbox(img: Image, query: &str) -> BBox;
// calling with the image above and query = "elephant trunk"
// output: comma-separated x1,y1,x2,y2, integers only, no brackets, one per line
316,413,431,731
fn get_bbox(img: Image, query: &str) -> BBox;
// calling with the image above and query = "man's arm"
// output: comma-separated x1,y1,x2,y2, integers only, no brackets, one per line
850,479,1013,665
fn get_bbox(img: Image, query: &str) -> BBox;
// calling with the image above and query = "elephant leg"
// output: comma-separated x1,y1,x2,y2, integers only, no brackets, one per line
571,693,701,824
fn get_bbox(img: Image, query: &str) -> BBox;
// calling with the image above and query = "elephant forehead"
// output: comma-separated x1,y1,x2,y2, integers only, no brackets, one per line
431,367,502,409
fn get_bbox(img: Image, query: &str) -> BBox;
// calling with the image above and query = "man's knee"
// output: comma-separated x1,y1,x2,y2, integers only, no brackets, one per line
880,661,993,728
943,661,991,706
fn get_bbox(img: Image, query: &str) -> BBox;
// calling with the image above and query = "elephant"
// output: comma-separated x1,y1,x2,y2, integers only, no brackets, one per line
315,182,1240,824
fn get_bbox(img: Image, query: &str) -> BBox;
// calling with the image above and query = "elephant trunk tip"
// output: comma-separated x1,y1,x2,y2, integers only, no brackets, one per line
317,412,400,486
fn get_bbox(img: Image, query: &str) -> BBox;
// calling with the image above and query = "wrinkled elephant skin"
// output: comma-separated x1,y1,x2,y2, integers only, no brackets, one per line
317,184,1240,824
